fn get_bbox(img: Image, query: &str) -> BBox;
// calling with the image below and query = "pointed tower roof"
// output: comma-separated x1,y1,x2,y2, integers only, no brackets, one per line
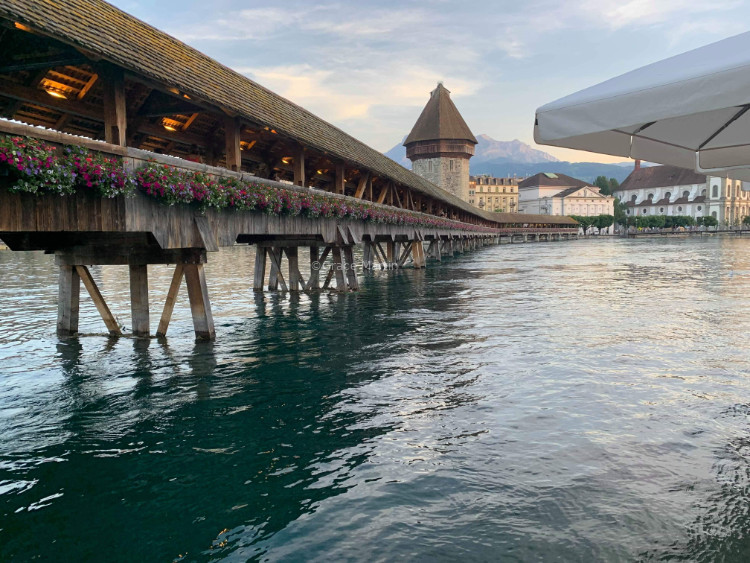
404,83,478,146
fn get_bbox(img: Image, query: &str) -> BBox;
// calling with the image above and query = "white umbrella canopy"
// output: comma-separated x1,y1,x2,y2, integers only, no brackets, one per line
534,31,750,181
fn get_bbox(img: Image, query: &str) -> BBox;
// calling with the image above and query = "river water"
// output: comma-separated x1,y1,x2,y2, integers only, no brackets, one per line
1,237,750,561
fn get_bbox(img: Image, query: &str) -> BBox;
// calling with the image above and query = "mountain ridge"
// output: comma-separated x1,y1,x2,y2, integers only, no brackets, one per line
384,134,637,183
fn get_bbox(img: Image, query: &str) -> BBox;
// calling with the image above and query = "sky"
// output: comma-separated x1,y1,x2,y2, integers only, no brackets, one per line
111,0,749,163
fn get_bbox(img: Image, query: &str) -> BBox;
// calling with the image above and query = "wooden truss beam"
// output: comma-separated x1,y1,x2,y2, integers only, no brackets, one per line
76,265,121,336
0,57,88,74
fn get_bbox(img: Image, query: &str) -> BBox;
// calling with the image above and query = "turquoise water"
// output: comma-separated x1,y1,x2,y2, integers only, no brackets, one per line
2,237,750,561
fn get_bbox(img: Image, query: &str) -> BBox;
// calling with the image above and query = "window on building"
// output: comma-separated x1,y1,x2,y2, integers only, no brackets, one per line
701,189,706,196
713,185,718,197
642,208,647,214
647,193,654,199
631,194,637,203
450,160,454,171
665,192,671,200
712,211,717,218
678,206,683,212
682,190,690,198
660,207,664,213
697,206,702,211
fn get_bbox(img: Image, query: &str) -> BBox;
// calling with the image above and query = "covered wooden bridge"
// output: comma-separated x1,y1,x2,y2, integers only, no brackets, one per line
0,0,577,340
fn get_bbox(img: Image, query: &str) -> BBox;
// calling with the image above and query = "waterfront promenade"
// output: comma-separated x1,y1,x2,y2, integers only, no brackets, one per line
625,227,750,238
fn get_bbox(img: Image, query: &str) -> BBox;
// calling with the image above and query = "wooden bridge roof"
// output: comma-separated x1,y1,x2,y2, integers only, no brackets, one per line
0,0,575,227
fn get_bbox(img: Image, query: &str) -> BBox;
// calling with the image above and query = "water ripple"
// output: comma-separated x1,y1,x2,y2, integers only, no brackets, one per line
2,238,750,560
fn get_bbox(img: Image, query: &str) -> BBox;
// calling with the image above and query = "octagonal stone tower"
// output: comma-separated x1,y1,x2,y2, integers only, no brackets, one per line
404,83,477,198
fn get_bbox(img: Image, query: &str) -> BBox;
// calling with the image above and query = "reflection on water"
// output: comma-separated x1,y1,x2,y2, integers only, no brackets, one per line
2,238,750,560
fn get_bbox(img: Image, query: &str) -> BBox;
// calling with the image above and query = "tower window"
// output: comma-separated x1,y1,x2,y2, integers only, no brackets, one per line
450,159,454,171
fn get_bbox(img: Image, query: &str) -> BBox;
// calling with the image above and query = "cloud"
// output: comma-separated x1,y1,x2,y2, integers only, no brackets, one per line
168,4,434,42
124,0,750,163
162,0,488,150
236,62,479,150
559,0,739,32
165,7,305,40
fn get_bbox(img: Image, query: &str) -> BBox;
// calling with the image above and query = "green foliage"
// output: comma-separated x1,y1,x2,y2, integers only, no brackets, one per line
700,216,718,227
634,215,665,229
742,216,750,226
613,197,628,225
593,175,619,196
569,215,591,232
569,214,614,232
593,214,614,229
662,215,696,228
594,176,611,195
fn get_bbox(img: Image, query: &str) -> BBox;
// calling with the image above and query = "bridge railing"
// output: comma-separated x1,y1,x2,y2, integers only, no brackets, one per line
0,120,510,236
0,120,578,237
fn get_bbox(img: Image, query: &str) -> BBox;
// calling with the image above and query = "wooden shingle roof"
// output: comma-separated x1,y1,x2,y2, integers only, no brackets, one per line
404,83,477,146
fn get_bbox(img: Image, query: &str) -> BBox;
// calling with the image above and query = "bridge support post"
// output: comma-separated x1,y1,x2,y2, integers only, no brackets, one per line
57,265,81,337
129,265,150,337
184,263,215,340
287,246,301,291
331,246,347,291
309,246,321,289
267,248,287,291
54,248,213,340
386,241,396,269
253,247,267,291
343,246,359,290
363,242,373,271
433,240,442,261
412,241,426,268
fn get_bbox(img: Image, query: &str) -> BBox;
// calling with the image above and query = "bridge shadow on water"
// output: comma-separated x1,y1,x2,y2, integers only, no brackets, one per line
0,255,486,561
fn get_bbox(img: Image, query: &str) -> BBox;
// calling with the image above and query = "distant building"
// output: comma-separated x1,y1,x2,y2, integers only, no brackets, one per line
517,172,614,216
468,175,521,212
615,162,750,224
405,83,477,198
